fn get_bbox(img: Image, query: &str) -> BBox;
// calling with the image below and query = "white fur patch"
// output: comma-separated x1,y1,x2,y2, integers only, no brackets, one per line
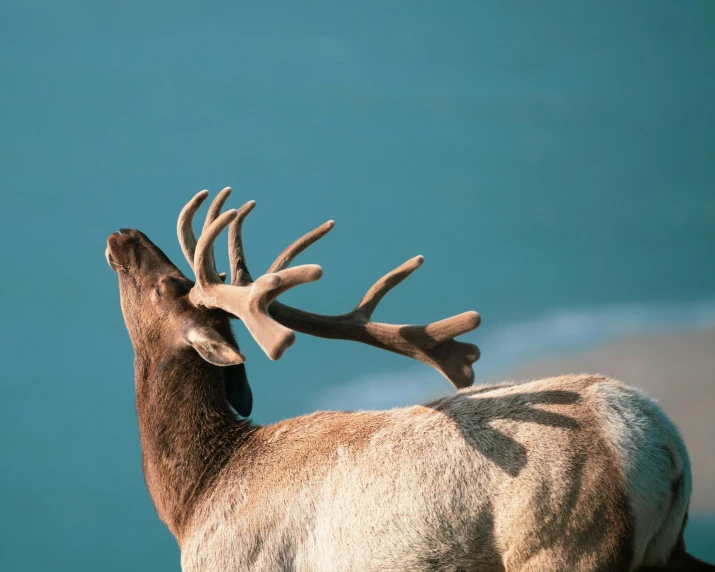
178,376,692,571
590,381,691,568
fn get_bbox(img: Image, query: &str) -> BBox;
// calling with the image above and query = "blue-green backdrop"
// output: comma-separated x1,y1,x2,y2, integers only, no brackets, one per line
1,1,713,569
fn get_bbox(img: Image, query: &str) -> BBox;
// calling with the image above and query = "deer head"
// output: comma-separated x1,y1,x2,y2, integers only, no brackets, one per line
105,228,251,416
107,187,481,419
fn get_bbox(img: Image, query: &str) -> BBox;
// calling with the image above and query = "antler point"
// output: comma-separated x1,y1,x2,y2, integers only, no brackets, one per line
467,311,481,329
315,266,324,279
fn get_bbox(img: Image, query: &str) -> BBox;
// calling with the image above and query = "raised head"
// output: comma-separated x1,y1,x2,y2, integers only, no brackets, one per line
106,227,242,366
107,187,482,416
106,189,323,416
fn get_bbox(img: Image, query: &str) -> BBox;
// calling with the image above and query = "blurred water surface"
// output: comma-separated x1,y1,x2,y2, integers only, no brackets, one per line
1,1,713,569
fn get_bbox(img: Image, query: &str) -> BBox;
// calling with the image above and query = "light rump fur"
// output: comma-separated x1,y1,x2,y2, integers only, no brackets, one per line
179,375,687,572
106,191,709,572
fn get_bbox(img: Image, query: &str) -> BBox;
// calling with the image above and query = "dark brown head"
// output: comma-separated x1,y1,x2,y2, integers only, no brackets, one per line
107,187,481,418
106,228,245,365
105,189,326,417
106,227,255,416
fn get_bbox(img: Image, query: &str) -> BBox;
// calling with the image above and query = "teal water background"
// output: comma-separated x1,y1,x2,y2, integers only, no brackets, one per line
1,1,713,569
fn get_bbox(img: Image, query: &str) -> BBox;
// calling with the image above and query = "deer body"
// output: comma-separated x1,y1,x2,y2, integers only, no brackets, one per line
168,373,688,572
107,188,707,571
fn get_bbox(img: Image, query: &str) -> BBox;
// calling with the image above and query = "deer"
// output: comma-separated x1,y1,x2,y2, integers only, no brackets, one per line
106,188,710,572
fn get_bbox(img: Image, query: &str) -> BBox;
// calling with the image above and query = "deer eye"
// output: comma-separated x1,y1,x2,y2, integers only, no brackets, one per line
155,285,163,299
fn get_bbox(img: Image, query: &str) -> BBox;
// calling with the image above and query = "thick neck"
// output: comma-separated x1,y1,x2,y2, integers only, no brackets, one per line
133,349,253,541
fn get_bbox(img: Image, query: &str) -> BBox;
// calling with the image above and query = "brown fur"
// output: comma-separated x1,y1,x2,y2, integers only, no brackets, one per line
107,228,701,571
426,377,634,570
107,229,254,540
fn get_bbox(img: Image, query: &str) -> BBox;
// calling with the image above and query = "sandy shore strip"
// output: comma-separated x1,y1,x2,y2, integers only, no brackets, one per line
490,328,715,511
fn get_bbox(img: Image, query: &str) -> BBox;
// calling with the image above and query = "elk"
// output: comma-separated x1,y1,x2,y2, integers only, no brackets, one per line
106,188,709,572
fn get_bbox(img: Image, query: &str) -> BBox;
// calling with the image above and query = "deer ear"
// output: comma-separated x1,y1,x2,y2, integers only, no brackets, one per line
186,327,246,366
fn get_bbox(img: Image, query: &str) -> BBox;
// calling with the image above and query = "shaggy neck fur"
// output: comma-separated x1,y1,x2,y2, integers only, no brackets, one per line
134,348,254,541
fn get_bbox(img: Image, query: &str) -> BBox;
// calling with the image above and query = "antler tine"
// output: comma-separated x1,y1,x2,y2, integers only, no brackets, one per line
267,220,335,274
202,187,232,233
354,255,424,320
202,187,232,282
421,311,482,345
267,265,325,301
355,256,480,344
193,209,238,286
228,201,257,287
189,199,323,360
177,190,209,271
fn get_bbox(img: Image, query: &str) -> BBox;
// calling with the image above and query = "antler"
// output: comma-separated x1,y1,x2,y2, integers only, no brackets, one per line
179,188,481,387
178,188,323,360
221,191,481,389
266,238,480,389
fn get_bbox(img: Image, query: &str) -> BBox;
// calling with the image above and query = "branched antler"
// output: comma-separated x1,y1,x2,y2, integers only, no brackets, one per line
267,241,480,388
179,189,481,387
179,189,322,360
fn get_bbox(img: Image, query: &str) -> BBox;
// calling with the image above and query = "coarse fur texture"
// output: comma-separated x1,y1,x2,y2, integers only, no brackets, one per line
106,225,709,572
179,375,688,572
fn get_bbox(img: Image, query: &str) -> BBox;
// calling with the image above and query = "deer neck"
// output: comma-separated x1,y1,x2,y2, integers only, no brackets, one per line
133,350,253,541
